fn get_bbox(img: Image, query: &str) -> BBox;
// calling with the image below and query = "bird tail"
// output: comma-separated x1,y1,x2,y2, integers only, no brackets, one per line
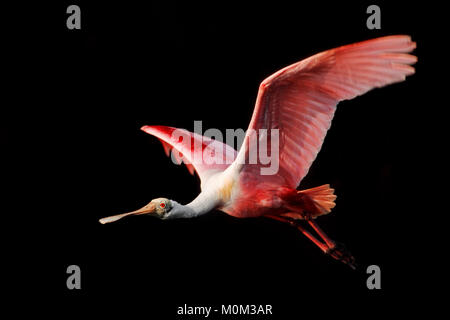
298,184,336,216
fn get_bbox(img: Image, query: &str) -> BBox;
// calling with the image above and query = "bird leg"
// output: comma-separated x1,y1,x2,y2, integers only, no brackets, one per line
306,219,357,269
267,214,357,269
307,219,335,248
267,215,328,252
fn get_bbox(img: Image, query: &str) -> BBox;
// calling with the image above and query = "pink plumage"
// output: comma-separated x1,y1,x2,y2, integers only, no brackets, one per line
102,36,417,269
140,125,237,181
236,35,416,189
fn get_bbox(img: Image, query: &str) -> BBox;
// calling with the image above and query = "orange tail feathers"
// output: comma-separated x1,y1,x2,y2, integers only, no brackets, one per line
298,184,337,216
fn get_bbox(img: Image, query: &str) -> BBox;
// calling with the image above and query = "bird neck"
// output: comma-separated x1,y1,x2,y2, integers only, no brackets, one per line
169,192,218,219
172,201,198,218
186,196,215,217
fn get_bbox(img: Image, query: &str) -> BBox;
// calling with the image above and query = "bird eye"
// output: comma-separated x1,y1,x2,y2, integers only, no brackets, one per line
160,203,166,208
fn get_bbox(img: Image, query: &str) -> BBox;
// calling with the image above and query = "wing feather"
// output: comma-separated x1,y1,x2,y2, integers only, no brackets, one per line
141,125,237,183
234,35,417,188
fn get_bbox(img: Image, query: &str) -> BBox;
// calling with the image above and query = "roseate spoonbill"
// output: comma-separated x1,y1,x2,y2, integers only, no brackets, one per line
100,35,417,269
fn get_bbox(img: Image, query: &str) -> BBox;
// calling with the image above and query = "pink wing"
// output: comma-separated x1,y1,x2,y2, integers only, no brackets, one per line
141,125,237,183
235,35,417,188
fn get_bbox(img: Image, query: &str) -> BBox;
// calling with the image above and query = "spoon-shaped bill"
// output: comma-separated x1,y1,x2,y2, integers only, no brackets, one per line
99,202,157,224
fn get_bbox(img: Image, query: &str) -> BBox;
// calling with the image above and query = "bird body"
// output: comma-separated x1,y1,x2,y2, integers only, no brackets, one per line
100,35,417,269
188,168,334,219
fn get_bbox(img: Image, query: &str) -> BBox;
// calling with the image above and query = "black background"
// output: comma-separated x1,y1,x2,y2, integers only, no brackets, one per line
3,0,441,318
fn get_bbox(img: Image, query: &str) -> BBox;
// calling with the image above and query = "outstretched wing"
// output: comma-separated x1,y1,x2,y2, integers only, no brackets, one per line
234,35,417,188
141,125,237,183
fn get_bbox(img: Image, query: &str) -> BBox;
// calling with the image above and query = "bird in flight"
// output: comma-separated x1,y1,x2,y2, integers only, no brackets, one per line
100,35,416,269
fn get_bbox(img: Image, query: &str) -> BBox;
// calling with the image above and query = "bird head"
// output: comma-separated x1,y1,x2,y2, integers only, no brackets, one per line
99,198,173,224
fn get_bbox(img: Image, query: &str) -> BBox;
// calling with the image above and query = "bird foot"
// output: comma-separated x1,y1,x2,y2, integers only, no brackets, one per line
326,242,357,270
